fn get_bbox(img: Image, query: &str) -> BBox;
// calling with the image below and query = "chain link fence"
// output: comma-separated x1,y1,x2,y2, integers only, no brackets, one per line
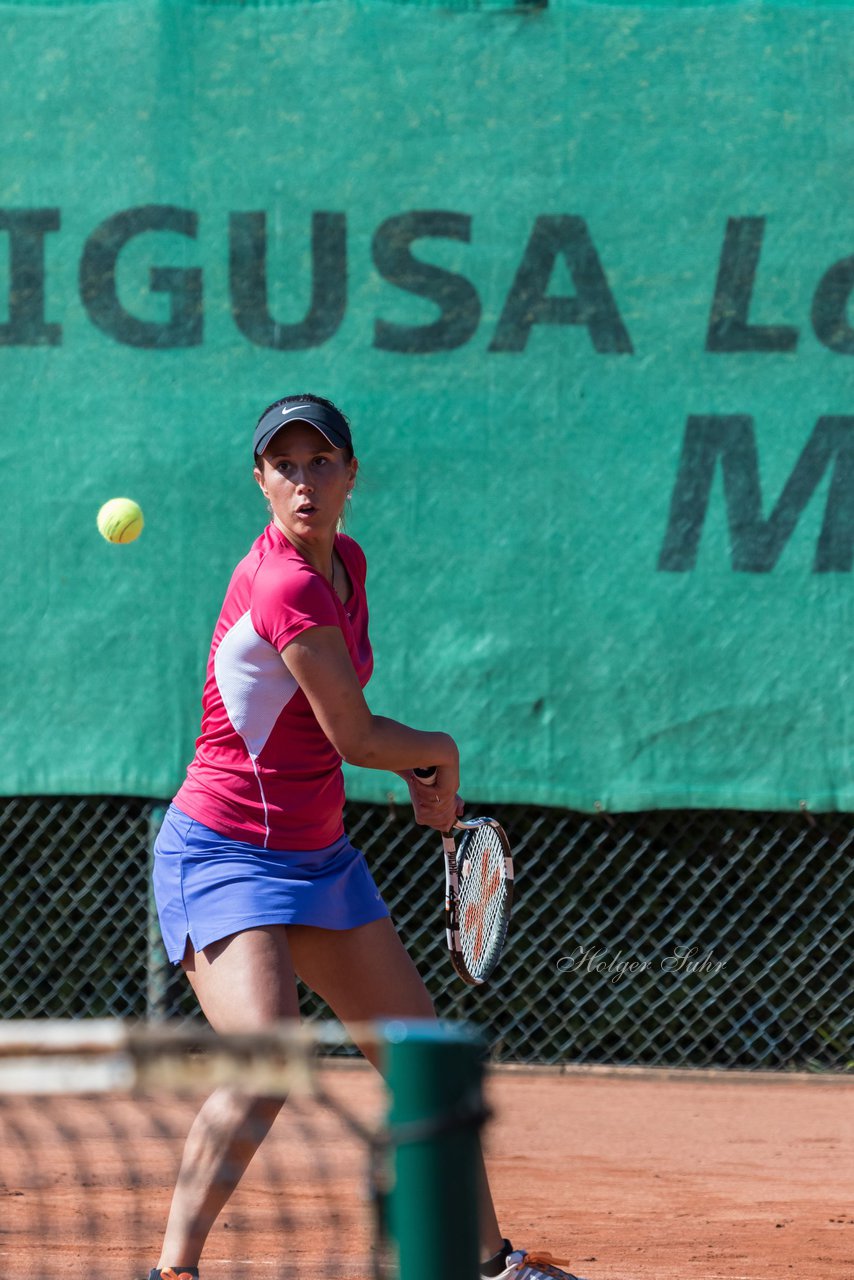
2,795,852,1070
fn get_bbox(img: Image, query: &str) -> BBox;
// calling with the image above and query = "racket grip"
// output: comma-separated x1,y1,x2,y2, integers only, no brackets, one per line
413,765,458,836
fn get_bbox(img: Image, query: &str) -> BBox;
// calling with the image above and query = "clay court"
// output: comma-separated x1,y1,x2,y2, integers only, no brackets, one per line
484,1067,854,1280
2,1062,852,1280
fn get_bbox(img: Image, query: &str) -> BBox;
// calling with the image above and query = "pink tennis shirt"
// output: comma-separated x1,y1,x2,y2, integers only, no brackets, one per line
175,525,373,850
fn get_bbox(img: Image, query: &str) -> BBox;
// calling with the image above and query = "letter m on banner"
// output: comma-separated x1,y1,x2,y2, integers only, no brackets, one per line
659,416,854,572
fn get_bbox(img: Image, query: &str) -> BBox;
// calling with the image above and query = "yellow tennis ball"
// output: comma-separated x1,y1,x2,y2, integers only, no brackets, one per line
97,497,144,544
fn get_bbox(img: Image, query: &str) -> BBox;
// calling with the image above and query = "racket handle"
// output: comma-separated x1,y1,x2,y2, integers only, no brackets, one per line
412,766,459,837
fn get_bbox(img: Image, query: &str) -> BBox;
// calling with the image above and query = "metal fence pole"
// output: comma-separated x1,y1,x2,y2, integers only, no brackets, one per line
386,1021,486,1280
146,803,170,1021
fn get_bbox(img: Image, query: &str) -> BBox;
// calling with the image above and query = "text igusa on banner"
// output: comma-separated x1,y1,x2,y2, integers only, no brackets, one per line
0,207,631,352
5,208,852,355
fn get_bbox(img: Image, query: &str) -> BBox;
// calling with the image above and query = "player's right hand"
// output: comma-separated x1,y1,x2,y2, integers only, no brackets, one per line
408,766,463,832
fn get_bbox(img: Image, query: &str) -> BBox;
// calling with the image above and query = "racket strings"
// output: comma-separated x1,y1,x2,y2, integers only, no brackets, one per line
456,826,509,978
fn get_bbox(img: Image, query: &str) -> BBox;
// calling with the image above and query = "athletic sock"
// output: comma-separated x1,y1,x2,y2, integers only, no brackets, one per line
480,1239,514,1276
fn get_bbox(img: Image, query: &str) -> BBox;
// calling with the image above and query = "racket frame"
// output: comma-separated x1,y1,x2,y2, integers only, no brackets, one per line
442,816,514,987
411,767,514,986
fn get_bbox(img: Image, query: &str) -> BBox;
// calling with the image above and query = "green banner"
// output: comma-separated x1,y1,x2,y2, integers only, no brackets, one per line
2,0,853,811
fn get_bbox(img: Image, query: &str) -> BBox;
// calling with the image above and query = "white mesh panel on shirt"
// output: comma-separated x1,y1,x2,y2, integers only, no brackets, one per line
213,611,299,760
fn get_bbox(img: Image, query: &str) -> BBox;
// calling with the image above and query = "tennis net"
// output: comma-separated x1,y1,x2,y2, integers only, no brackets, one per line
0,1020,487,1280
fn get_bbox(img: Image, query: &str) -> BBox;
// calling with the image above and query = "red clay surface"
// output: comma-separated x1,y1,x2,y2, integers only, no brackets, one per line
483,1067,854,1280
1,1064,852,1280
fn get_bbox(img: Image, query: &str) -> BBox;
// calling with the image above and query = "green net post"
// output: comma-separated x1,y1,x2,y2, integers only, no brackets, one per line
385,1021,486,1280
146,803,170,1021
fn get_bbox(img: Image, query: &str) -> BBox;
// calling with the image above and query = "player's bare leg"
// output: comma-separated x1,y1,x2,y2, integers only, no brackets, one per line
157,926,300,1269
287,916,506,1262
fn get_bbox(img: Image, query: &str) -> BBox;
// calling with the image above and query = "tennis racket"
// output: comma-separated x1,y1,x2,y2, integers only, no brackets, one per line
413,767,514,986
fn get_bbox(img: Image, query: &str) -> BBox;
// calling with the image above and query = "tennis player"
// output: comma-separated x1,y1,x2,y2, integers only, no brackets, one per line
150,394,583,1280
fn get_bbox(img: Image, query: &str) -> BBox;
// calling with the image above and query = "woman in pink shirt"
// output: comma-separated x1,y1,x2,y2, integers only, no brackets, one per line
151,394,581,1280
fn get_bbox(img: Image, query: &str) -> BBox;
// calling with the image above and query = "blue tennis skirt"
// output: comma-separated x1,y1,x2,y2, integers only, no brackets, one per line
153,804,390,964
